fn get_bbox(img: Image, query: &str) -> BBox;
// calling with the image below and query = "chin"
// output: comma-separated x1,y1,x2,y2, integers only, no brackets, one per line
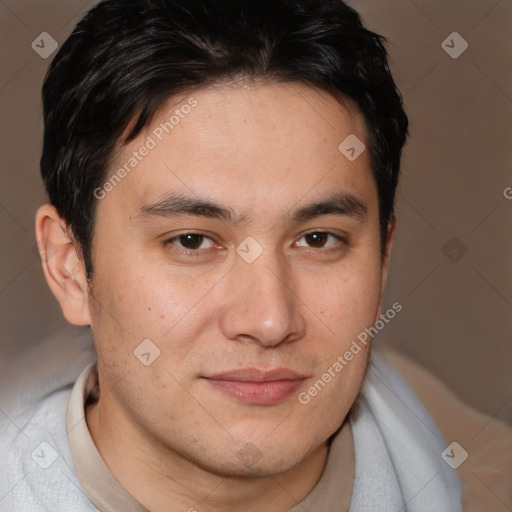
197,455,301,480
184,436,318,480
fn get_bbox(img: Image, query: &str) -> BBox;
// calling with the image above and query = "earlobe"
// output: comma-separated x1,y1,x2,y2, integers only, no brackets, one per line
34,204,91,326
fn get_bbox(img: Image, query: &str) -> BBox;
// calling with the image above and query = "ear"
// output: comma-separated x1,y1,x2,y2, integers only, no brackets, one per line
34,204,91,326
375,217,397,320
381,217,396,291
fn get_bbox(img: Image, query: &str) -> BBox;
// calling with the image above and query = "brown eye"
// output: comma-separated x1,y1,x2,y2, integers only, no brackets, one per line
304,232,329,248
165,232,216,256
176,233,206,250
295,231,346,250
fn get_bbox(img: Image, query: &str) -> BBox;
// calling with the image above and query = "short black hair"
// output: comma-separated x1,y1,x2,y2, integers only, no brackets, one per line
40,0,408,279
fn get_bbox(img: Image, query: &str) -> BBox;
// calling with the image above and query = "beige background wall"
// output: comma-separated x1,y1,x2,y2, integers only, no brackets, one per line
1,0,511,423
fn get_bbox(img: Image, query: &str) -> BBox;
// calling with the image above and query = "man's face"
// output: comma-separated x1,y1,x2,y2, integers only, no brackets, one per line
87,82,386,477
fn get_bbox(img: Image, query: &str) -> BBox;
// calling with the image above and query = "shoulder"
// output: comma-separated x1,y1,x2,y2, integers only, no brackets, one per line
381,346,512,511
0,386,98,511
0,330,99,512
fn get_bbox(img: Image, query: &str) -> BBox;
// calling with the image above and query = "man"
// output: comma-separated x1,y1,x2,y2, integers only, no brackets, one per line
0,0,509,510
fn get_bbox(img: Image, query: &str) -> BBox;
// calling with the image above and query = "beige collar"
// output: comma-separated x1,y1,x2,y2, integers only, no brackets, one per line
66,362,353,512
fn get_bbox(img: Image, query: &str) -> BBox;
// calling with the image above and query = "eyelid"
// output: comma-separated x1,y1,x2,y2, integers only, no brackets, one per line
294,230,349,250
165,232,218,256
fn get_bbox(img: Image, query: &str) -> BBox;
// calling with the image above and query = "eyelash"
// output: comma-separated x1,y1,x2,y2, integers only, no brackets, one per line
164,231,349,257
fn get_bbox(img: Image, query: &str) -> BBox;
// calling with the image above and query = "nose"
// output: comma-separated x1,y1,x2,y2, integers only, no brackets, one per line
219,251,306,348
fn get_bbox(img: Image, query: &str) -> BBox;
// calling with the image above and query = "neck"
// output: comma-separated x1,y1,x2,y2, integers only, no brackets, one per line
86,397,332,512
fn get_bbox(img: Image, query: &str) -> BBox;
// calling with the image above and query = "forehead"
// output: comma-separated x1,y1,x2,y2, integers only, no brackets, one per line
100,81,376,224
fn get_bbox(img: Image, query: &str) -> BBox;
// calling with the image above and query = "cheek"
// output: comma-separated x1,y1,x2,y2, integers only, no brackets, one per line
305,256,381,415
88,261,223,389
89,257,192,338
294,344,369,449
319,261,382,338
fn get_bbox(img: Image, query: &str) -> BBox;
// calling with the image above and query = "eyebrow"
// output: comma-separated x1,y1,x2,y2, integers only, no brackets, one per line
136,191,367,226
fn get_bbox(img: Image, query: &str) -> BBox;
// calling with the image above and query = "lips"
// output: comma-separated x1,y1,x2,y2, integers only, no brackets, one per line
206,368,307,382
202,367,308,405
